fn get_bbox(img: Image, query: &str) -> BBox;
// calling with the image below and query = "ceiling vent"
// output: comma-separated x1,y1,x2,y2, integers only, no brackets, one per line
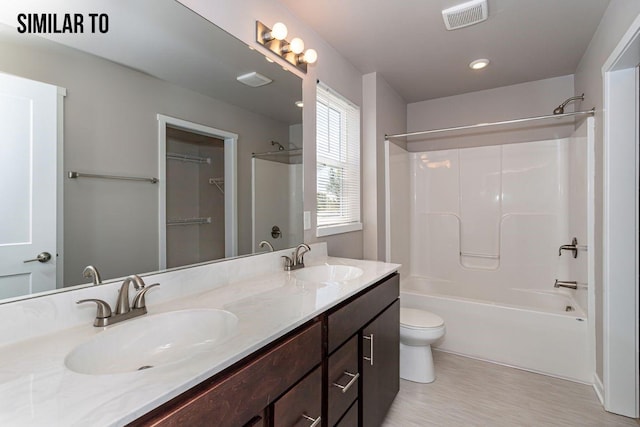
236,71,272,87
442,0,488,30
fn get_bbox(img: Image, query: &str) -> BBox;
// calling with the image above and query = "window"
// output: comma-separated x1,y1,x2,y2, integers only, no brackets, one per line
316,83,361,237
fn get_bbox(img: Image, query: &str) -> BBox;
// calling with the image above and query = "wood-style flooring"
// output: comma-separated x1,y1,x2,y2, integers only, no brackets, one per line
382,351,637,427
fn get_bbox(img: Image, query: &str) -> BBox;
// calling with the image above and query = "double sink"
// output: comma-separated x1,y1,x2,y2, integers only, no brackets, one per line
64,265,363,375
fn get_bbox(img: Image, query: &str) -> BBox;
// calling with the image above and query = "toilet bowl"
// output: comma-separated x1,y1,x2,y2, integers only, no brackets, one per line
399,307,445,383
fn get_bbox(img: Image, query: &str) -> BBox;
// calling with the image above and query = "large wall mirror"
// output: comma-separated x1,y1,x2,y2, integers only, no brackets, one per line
0,0,303,302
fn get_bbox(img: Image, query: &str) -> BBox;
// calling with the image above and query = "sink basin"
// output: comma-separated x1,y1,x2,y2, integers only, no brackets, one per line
65,309,238,375
294,265,364,283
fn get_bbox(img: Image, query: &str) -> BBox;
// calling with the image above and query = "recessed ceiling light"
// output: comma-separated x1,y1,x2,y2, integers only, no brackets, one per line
469,58,490,70
295,101,304,108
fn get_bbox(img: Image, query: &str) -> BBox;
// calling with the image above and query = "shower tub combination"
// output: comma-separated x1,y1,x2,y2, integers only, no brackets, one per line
386,115,595,384
401,276,591,383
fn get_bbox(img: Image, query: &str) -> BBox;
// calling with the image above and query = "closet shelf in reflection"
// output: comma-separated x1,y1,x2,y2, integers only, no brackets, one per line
209,177,224,194
166,152,211,164
67,171,159,184
167,217,212,226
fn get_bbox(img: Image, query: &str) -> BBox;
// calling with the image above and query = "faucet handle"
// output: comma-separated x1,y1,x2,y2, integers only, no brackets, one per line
132,284,159,309
77,299,112,326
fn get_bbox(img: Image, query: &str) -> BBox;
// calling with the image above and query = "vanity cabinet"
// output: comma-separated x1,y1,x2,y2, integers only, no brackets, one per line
131,321,322,427
326,273,399,427
361,300,400,427
131,272,399,427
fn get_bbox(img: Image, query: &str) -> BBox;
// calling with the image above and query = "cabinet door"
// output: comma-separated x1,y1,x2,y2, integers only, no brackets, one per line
273,366,322,427
361,300,399,427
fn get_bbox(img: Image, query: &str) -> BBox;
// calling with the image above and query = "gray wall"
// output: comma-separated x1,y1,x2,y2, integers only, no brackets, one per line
574,0,640,381
180,0,367,260
362,72,407,261
407,75,576,152
0,33,290,286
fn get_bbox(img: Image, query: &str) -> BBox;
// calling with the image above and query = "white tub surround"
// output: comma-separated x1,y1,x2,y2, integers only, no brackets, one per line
0,243,399,426
387,121,595,384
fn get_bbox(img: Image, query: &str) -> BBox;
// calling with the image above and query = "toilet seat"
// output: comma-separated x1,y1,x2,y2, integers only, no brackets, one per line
400,308,444,329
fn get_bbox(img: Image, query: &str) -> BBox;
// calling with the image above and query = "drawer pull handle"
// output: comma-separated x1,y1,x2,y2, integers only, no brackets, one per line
363,333,374,366
332,371,360,393
302,414,321,427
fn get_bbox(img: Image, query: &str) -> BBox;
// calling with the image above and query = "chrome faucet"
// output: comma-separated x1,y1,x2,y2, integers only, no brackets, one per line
77,274,159,327
283,243,311,271
259,240,275,252
82,265,102,285
558,237,578,258
554,279,578,290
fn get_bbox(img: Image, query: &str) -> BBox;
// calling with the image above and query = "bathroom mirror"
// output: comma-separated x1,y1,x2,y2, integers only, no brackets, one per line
0,0,303,302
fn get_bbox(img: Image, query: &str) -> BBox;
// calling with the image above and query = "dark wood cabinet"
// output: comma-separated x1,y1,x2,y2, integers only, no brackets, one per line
131,321,322,427
327,336,359,426
273,366,322,426
361,300,400,427
130,272,399,427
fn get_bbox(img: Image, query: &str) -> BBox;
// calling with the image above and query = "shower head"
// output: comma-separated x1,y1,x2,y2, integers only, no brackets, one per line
553,94,584,115
271,140,285,151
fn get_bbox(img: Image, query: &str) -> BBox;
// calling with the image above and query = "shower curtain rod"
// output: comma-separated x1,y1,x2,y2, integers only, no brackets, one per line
385,108,595,140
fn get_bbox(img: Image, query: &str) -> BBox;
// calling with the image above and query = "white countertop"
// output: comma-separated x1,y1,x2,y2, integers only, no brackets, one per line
0,254,399,426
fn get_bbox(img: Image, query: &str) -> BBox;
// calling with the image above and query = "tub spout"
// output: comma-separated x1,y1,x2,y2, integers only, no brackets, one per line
554,279,578,290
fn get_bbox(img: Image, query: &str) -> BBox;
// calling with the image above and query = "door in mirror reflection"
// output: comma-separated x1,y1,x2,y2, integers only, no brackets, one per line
0,73,59,299
165,126,226,268
158,116,238,270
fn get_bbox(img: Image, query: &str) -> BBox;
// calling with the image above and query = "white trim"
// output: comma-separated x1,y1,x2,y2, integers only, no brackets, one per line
55,87,66,288
156,114,238,269
251,158,256,253
316,222,363,237
594,373,605,406
384,140,391,262
601,13,640,418
585,117,597,388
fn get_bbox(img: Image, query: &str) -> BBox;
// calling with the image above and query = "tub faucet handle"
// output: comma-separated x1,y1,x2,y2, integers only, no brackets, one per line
558,237,578,258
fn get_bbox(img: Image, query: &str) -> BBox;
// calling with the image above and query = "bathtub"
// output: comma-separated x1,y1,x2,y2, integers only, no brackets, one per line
401,276,592,383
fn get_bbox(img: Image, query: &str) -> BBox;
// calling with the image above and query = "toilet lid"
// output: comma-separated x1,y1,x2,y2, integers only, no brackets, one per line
400,308,444,328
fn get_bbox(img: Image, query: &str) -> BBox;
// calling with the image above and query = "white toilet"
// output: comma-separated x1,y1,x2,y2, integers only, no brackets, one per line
399,307,446,383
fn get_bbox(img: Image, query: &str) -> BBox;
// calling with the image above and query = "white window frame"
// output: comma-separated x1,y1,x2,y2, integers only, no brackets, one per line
316,82,362,237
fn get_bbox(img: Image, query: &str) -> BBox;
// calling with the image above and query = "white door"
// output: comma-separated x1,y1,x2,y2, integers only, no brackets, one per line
0,72,58,299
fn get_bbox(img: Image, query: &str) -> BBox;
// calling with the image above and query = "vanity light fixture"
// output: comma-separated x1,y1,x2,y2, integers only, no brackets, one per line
469,58,490,70
261,22,288,42
256,20,318,73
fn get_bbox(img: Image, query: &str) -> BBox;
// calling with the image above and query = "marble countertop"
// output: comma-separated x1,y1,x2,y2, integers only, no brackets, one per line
0,255,399,426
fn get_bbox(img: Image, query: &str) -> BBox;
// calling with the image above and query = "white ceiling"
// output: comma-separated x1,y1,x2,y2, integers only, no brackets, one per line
279,0,610,102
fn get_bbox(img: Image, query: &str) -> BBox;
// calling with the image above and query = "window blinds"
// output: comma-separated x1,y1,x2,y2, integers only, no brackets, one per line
316,83,361,234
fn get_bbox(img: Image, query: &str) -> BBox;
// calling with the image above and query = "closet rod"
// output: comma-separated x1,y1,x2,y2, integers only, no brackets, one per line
68,171,158,184
385,108,595,139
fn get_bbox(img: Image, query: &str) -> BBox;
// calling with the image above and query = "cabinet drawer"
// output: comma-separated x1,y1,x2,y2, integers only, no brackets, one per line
327,336,358,426
327,273,398,353
335,401,358,427
273,366,322,427
133,321,322,427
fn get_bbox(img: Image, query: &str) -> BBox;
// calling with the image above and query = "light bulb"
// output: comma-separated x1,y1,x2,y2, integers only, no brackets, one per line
271,22,288,41
302,48,318,64
289,38,305,54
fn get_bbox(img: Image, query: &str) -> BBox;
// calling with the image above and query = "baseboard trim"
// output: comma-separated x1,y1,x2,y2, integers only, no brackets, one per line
593,373,605,405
